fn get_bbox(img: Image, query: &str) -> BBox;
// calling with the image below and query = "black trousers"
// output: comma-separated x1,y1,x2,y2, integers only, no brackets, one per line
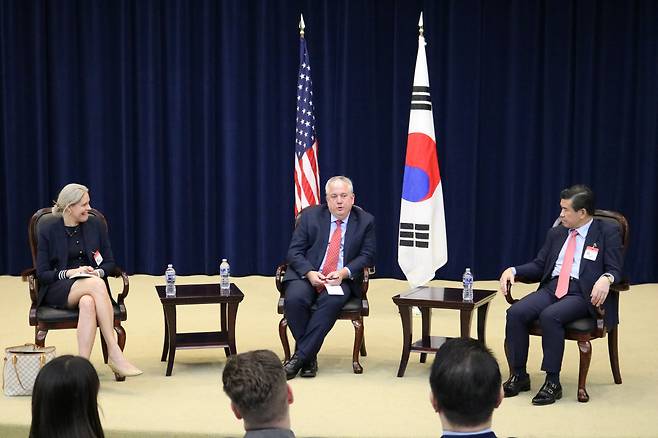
505,277,590,374
283,279,352,361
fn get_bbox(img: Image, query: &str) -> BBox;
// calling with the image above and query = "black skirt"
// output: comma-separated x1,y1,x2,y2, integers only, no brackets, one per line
42,278,79,308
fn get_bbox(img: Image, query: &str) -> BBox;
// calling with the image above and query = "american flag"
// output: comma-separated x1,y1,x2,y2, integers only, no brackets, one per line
294,36,320,215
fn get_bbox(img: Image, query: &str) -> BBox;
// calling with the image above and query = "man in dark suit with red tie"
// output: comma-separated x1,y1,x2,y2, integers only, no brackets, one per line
282,176,376,379
499,185,623,405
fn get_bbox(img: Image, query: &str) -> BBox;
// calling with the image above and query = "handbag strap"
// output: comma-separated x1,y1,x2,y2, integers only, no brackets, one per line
12,356,27,391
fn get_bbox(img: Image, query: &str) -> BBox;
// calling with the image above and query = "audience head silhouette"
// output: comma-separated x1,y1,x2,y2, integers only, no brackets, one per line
30,355,104,438
429,338,503,434
222,349,294,434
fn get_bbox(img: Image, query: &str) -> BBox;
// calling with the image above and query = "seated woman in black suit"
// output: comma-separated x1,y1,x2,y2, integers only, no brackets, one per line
30,355,105,438
36,183,141,378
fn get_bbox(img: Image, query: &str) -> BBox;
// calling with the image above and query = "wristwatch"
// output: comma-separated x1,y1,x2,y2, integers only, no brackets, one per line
602,273,614,284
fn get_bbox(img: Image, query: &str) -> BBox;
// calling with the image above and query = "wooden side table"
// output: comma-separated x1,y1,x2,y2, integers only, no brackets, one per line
392,287,496,377
155,283,244,376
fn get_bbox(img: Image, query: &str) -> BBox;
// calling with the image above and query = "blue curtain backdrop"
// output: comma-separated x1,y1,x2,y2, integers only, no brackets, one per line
1,0,656,283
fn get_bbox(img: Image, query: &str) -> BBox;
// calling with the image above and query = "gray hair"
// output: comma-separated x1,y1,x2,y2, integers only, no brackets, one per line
52,183,89,216
325,176,354,195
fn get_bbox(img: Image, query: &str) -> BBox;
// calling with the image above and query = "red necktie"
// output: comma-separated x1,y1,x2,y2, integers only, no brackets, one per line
555,229,578,299
321,220,343,276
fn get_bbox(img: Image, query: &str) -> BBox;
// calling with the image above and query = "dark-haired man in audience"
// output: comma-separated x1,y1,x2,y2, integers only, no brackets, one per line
429,338,502,438
222,350,295,438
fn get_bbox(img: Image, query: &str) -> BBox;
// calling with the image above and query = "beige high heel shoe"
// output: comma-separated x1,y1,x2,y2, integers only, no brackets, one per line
108,359,143,378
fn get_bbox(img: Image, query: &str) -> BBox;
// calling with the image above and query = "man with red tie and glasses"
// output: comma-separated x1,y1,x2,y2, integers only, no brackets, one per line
282,176,376,379
499,185,623,405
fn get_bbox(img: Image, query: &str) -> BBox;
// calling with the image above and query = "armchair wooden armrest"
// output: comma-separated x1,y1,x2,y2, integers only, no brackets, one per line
611,280,630,292
275,263,287,295
503,276,533,305
21,267,36,281
108,266,130,306
504,280,518,305
22,268,38,325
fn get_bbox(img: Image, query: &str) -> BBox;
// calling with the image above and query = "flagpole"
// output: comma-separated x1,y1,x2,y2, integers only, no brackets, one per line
398,10,448,288
293,13,321,215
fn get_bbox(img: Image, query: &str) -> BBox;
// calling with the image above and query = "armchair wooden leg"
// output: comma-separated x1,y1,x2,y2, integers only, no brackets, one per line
577,340,592,403
35,327,47,347
101,335,109,364
360,332,367,357
607,327,622,384
116,324,126,351
279,318,291,362
504,339,513,378
351,318,364,374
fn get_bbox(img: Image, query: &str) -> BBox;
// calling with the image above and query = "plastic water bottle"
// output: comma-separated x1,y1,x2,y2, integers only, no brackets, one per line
165,264,176,297
462,268,474,302
220,258,230,295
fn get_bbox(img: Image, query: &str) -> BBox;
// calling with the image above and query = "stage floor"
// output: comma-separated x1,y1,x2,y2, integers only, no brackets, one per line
1,275,657,437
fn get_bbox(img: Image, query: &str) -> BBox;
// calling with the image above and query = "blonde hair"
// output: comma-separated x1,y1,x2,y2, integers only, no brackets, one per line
52,183,89,216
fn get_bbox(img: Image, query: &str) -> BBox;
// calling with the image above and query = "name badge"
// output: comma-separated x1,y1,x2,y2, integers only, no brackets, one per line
583,246,599,261
93,250,103,266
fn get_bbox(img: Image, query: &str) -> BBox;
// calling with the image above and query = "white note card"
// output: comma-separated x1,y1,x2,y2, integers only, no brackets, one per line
325,284,344,295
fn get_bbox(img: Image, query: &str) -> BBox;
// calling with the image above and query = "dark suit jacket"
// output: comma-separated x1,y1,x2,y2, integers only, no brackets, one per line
244,428,295,438
283,204,376,297
36,214,116,307
441,432,496,438
514,218,623,326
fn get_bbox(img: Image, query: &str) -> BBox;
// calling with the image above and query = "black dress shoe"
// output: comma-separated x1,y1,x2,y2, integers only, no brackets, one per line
283,355,304,380
532,381,562,405
300,358,318,378
503,374,531,397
